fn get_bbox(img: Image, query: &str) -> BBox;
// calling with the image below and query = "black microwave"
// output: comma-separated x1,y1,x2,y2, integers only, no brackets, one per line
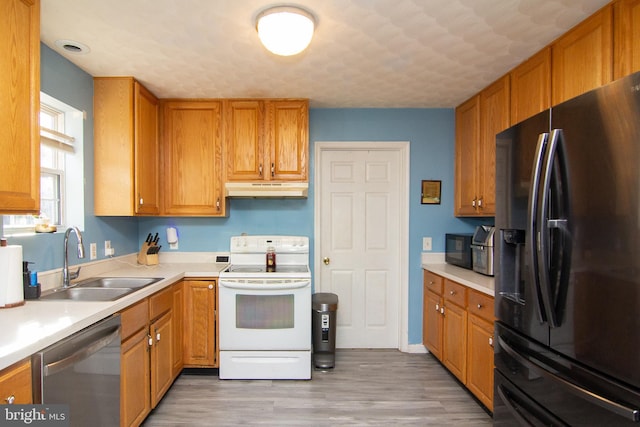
445,233,473,270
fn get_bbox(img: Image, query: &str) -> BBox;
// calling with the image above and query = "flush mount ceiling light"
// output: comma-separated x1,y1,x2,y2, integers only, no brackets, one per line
256,6,315,56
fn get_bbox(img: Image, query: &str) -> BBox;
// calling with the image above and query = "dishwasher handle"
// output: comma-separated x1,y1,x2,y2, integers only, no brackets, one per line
43,323,121,377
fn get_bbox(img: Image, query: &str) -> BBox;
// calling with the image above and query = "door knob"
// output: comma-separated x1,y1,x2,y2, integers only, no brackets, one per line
323,257,330,265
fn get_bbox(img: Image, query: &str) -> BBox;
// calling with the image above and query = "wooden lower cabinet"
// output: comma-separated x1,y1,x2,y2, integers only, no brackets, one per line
0,359,32,405
121,328,151,427
150,310,173,407
442,294,467,383
183,279,217,367
423,270,495,410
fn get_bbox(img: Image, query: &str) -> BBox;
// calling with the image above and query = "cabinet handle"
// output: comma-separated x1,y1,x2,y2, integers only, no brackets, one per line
489,336,494,347
271,162,275,177
472,198,477,207
208,284,213,290
477,303,483,309
259,163,263,176
429,281,435,286
5,395,15,404
156,332,161,342
148,334,153,347
216,197,221,211
478,197,483,208
450,290,456,296
435,303,439,312
139,196,144,205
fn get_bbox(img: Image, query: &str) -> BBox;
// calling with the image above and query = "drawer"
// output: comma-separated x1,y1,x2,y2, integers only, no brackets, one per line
424,270,443,295
468,290,494,323
444,279,467,307
149,286,173,320
120,298,149,341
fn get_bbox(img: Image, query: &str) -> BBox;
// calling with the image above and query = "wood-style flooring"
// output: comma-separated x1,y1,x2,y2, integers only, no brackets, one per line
142,349,493,426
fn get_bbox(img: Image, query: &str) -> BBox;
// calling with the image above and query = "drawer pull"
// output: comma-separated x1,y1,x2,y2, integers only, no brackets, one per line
5,395,15,404
450,290,455,296
477,303,483,309
489,336,494,347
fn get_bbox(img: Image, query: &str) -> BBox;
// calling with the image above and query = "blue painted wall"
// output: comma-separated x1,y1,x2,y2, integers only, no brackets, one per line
9,45,493,345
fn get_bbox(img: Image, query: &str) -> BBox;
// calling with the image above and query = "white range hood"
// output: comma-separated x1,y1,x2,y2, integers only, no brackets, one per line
224,182,308,198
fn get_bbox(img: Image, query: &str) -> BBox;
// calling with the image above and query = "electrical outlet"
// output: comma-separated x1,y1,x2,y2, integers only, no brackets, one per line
90,243,97,260
422,237,432,251
104,240,114,257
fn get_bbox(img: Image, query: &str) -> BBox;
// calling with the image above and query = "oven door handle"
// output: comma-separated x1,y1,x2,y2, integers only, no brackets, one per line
219,280,311,290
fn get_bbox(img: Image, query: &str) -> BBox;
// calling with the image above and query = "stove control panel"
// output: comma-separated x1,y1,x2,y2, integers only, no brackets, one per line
230,235,309,253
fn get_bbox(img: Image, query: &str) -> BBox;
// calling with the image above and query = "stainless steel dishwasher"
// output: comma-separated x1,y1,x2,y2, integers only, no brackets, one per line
32,315,121,427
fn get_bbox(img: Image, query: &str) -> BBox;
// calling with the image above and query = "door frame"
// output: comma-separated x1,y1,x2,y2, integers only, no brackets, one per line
313,141,410,351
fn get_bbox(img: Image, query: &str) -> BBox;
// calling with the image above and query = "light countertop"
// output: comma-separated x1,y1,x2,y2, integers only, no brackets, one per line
422,262,495,296
0,257,228,371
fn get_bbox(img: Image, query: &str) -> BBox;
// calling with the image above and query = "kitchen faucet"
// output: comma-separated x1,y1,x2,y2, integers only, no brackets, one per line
63,226,85,287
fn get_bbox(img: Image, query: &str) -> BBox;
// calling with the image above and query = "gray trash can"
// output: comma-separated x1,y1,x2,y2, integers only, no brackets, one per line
312,292,339,369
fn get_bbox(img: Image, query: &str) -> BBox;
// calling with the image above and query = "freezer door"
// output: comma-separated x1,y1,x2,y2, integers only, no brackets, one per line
494,322,640,426
547,71,640,389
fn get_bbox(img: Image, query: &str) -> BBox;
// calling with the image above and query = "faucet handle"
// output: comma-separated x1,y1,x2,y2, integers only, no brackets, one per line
70,266,81,281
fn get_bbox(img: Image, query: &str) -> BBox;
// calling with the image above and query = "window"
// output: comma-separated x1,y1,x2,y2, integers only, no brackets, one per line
1,93,84,236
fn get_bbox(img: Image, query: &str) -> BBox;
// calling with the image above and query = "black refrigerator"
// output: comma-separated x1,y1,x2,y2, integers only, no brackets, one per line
494,71,640,425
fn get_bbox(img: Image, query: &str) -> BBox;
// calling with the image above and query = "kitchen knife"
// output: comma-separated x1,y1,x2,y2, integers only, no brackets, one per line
145,233,153,243
153,233,159,244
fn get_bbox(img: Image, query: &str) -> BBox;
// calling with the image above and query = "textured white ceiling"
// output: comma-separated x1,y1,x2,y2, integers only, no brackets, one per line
40,0,610,108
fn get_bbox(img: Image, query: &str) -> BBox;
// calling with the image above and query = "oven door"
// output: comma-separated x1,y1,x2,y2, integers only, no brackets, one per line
218,279,311,351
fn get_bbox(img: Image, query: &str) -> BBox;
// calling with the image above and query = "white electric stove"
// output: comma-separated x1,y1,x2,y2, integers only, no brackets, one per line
218,235,311,380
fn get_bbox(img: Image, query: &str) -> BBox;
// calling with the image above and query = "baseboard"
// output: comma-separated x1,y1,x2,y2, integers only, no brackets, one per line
405,344,428,354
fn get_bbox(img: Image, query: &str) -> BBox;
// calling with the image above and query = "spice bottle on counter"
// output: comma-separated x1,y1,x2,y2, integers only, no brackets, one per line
266,246,276,272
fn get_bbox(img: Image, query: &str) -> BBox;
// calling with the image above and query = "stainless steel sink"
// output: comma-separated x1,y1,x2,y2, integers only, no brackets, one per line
74,277,163,289
39,277,164,301
39,287,135,301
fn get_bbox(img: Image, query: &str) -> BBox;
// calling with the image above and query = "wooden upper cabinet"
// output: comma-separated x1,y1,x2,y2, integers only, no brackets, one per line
455,75,508,217
225,99,308,182
614,0,640,79
0,0,40,214
161,100,226,216
267,100,308,181
455,95,480,217
552,4,613,105
94,77,159,216
510,48,551,125
224,100,265,181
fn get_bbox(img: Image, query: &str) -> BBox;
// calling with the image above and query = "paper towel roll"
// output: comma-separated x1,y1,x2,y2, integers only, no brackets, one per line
0,245,24,308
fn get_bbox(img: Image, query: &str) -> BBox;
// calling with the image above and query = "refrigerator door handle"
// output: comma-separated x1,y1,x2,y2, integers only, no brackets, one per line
538,129,571,328
527,132,549,323
498,335,640,422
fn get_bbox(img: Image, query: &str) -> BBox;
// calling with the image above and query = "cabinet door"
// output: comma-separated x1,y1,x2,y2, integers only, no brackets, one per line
423,289,443,360
0,0,40,214
614,0,640,78
454,95,480,216
267,100,308,181
134,82,160,215
552,5,613,105
172,282,184,377
467,314,494,411
150,310,172,408
442,301,467,383
121,329,151,427
510,48,551,125
0,359,32,404
224,100,266,181
478,76,509,216
183,280,216,367
162,101,225,216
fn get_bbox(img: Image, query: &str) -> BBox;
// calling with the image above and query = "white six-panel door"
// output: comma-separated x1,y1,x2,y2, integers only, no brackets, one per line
316,143,407,348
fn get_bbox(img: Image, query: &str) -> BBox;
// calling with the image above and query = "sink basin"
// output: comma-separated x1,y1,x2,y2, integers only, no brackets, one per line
38,277,164,301
39,287,135,301
74,277,163,289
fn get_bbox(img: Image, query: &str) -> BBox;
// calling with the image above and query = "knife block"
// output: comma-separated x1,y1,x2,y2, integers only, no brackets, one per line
137,243,159,266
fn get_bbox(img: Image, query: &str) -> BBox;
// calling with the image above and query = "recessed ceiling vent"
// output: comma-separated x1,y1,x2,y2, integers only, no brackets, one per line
54,39,90,55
